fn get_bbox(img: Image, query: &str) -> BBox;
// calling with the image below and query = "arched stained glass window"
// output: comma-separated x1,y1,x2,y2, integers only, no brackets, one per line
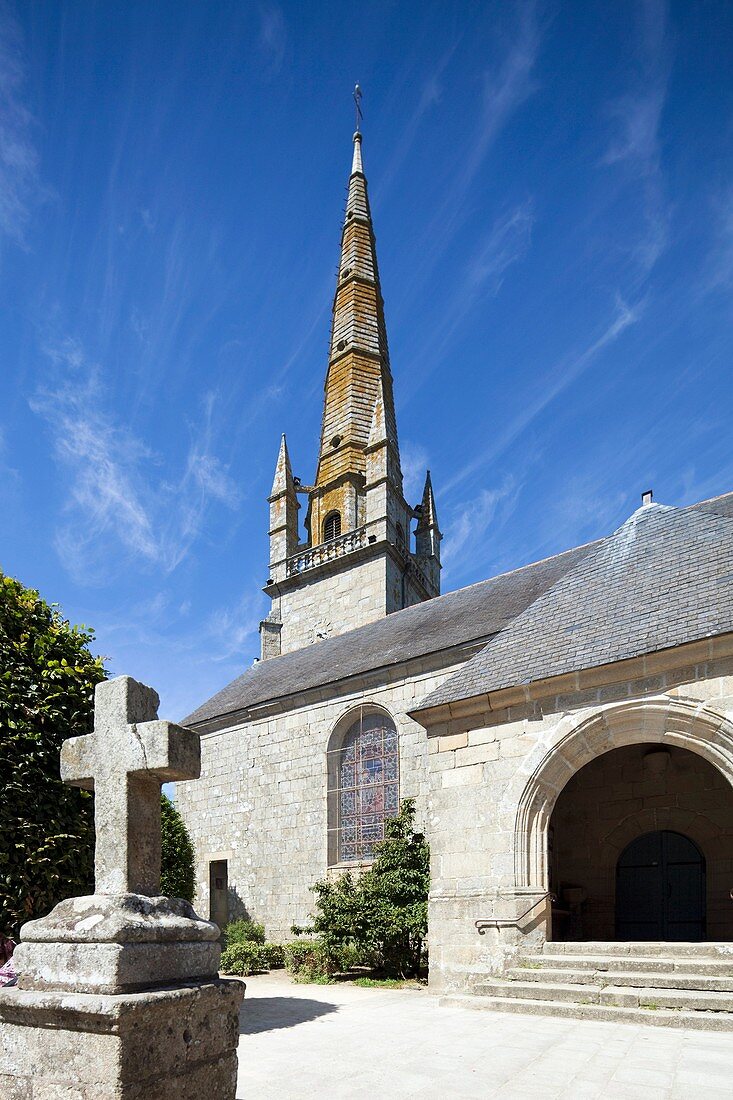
328,707,400,864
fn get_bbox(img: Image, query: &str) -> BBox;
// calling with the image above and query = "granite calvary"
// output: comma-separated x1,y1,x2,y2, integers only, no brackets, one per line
0,675,244,1099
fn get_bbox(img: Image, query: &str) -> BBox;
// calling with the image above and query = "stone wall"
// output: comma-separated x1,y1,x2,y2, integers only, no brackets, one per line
421,637,733,993
277,553,387,653
177,654,465,941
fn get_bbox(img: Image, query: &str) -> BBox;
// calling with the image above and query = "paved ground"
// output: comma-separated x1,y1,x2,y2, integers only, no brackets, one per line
236,970,733,1099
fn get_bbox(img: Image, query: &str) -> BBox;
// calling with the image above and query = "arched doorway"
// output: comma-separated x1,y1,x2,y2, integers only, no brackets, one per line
616,830,706,941
547,742,733,941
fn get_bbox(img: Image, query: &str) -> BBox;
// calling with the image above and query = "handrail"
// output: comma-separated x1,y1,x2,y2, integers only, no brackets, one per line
475,892,556,934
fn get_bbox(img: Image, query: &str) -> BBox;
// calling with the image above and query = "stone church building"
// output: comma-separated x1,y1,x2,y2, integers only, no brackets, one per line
179,130,733,1016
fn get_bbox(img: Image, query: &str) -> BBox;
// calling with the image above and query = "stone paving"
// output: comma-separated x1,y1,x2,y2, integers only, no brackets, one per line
236,970,733,1099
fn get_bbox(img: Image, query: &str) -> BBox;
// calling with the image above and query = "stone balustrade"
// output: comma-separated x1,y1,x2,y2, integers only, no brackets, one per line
287,525,368,576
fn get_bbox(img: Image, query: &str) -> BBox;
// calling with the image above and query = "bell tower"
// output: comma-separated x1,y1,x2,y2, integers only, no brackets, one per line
260,123,441,659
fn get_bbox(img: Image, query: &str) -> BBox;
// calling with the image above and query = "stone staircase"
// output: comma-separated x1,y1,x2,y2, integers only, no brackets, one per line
442,942,733,1030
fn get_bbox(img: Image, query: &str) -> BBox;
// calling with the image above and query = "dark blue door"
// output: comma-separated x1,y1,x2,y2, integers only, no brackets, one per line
616,830,705,941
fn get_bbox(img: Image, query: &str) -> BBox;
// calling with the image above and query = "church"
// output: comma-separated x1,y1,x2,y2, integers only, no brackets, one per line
178,127,733,1020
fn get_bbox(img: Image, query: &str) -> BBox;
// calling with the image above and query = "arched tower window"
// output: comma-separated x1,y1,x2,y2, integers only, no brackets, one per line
327,706,400,864
323,511,341,543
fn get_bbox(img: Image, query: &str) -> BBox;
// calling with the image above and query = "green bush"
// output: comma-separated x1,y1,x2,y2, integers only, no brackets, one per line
0,574,106,934
224,918,265,947
297,799,429,980
220,941,270,976
284,939,361,981
263,942,285,968
160,794,195,902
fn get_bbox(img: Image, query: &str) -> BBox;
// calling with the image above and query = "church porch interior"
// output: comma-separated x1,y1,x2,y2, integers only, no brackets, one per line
548,743,733,943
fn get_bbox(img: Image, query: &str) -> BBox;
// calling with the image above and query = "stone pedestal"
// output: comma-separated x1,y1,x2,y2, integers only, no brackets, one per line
0,676,246,1099
0,980,242,1100
0,893,245,1099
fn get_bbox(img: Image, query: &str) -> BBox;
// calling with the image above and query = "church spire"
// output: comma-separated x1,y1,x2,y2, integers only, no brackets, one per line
314,128,401,497
261,106,441,658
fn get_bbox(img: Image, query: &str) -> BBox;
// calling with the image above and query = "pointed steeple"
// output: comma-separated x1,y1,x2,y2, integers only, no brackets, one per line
270,434,294,497
267,433,299,582
416,471,439,533
415,471,441,588
315,130,401,493
261,111,442,658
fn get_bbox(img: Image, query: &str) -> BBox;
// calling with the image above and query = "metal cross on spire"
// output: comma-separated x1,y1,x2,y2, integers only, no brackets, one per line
353,83,363,133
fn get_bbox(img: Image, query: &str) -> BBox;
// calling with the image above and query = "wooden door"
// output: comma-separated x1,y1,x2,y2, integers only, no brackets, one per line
616,830,705,941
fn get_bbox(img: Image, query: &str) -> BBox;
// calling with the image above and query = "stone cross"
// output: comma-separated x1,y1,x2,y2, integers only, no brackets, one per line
61,675,201,896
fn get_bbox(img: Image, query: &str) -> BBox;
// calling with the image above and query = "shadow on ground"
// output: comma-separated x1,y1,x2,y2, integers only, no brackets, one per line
239,996,339,1035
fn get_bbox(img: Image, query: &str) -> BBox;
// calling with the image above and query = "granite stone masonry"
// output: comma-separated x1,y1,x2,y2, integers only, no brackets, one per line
179,121,733,1029
0,675,244,1099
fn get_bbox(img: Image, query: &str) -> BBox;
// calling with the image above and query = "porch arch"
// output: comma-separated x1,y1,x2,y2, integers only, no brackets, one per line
513,697,733,891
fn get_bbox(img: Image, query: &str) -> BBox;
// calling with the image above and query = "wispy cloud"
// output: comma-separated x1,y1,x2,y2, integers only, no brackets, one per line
0,2,42,249
30,339,241,582
701,188,733,296
205,588,267,663
442,476,521,577
257,2,286,78
400,441,429,504
601,0,672,276
444,296,643,494
400,201,534,401
374,43,458,204
414,4,540,283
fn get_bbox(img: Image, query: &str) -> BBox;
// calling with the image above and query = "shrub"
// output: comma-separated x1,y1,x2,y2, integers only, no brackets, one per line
284,939,361,981
160,794,195,902
220,941,269,976
263,942,285,968
300,799,429,980
0,574,106,934
224,918,265,947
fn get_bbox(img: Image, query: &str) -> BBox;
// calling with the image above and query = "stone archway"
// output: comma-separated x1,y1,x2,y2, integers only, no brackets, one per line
547,741,733,941
512,698,733,905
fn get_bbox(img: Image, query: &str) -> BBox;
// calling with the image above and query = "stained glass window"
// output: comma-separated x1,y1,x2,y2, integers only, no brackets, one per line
333,709,399,863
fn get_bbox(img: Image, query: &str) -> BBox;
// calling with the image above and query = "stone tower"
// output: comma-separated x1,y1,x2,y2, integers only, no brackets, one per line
260,129,441,659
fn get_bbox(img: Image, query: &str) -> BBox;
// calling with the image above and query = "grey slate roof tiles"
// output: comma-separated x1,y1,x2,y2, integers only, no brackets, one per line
183,541,594,728
418,502,733,712
184,492,733,729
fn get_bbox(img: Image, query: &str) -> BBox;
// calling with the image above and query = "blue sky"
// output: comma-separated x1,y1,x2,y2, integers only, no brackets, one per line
2,0,733,721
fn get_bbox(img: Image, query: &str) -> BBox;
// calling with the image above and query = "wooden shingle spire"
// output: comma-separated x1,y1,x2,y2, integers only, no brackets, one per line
315,130,401,494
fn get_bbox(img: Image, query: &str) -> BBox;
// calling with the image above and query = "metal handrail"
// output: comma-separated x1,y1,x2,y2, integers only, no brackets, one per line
475,891,556,934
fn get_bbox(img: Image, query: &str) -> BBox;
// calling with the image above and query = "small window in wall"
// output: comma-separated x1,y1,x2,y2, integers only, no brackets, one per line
323,511,341,542
327,707,400,864
209,859,228,929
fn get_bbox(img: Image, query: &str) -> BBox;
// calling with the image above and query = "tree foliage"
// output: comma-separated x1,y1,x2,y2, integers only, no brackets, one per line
300,798,429,978
160,793,195,903
1,572,197,933
0,573,105,934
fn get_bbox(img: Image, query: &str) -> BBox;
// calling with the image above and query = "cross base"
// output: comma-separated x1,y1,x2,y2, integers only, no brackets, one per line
14,893,221,995
0,979,244,1100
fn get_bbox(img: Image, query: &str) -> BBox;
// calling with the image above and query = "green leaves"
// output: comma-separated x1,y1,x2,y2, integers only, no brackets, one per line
0,572,105,934
0,572,196,931
160,793,196,903
302,799,430,979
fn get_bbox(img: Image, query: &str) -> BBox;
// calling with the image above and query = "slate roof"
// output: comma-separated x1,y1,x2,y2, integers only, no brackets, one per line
418,501,733,713
183,541,594,728
184,491,733,730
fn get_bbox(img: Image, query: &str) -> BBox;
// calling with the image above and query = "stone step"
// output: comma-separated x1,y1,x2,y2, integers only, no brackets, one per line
475,979,733,1013
441,993,733,1032
522,953,733,976
542,941,733,959
506,966,733,992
